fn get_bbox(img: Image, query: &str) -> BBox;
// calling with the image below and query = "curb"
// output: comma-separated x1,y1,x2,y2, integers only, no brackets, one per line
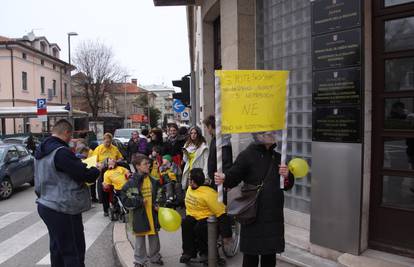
113,222,134,267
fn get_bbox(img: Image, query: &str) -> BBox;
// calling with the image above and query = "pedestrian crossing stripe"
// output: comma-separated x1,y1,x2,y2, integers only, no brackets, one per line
0,212,30,230
0,220,48,265
36,211,111,265
0,211,112,266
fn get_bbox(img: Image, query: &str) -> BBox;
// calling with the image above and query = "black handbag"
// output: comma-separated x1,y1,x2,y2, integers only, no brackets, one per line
227,162,274,225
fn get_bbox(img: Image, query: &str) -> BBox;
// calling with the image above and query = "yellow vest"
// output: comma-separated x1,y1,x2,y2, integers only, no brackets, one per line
137,176,156,236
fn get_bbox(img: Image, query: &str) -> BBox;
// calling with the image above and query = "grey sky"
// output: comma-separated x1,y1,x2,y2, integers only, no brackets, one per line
0,0,189,86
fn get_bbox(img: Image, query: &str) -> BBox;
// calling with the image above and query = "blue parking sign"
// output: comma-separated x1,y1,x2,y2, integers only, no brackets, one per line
37,98,47,109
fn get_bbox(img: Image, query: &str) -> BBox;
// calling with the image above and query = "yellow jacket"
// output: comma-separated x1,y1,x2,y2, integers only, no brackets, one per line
185,186,226,220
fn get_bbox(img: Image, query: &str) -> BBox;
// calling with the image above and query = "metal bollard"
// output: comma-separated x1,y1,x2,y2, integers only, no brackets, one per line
207,215,217,267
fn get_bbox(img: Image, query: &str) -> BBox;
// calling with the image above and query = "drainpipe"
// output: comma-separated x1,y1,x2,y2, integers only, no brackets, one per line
60,65,63,104
6,44,16,133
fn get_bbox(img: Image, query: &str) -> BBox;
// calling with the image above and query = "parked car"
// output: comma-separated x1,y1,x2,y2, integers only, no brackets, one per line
0,144,35,199
2,136,40,155
113,128,139,146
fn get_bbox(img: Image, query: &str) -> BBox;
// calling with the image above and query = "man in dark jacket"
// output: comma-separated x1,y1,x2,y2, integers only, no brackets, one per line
35,119,100,267
215,131,294,267
203,115,233,187
127,130,148,161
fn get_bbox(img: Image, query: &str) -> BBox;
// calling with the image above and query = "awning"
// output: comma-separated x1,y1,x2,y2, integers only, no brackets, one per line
153,0,200,6
0,106,88,119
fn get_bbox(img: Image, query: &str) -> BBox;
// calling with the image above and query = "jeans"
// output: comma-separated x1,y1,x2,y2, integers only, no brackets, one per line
37,204,86,267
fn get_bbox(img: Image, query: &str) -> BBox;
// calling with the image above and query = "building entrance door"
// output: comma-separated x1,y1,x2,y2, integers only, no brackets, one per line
371,0,414,257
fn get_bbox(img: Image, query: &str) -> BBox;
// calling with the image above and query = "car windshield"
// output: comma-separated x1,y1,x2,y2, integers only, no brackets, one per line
0,148,5,160
114,129,136,139
3,138,24,144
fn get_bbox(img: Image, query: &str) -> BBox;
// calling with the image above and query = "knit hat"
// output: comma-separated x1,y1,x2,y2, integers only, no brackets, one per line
162,154,172,162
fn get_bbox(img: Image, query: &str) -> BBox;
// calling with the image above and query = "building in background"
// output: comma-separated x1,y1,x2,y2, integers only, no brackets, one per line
142,84,175,127
155,0,414,265
0,33,72,134
72,78,156,133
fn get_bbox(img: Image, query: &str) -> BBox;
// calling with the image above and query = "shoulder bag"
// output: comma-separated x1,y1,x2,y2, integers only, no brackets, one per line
226,161,274,225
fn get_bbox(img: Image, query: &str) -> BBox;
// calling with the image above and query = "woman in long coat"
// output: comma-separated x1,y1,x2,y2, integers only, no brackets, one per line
215,131,294,267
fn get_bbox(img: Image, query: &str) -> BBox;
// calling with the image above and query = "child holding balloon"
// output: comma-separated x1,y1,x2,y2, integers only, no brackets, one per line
119,154,164,267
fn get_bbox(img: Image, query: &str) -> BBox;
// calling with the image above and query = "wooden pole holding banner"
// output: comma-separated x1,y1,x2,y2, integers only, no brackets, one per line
206,74,222,267
215,75,224,202
280,78,290,189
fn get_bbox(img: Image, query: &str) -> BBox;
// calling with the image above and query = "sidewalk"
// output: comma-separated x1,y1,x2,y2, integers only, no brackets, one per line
113,222,297,267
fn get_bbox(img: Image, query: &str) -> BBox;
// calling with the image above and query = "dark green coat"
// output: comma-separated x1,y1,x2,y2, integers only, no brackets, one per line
120,173,161,234
224,143,295,255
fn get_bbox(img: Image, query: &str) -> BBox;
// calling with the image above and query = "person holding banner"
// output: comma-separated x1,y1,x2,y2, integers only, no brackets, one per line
214,131,294,267
203,115,233,191
181,126,209,189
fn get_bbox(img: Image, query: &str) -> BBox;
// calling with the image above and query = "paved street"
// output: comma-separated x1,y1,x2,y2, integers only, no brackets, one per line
0,185,120,267
0,184,296,267
126,218,297,267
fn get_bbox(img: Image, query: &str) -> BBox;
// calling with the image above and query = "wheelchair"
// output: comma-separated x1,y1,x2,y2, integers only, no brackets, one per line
101,159,131,222
108,188,128,222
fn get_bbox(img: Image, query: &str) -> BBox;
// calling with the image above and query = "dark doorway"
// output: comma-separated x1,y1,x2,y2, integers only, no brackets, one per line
371,0,414,257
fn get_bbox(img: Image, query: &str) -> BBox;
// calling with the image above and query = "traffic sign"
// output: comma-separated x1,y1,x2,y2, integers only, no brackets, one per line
37,98,47,115
173,99,186,113
181,108,190,121
37,98,47,109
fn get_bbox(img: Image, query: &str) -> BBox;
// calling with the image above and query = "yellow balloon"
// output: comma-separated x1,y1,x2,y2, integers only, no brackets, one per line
288,158,309,178
158,207,182,232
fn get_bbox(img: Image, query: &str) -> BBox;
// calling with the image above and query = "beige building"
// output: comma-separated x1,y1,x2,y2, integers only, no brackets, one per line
0,33,72,134
156,0,414,266
142,85,175,127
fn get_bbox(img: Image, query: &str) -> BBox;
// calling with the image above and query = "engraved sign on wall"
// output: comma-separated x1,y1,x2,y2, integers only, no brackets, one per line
313,68,361,105
313,107,361,142
312,0,361,35
313,28,361,71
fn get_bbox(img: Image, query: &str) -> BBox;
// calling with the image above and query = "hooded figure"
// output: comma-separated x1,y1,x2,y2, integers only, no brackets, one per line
214,131,294,267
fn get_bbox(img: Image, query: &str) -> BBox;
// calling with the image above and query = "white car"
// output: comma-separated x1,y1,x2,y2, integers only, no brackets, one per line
113,128,139,146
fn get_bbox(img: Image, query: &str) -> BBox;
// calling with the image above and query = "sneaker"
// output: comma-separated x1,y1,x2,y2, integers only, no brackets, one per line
91,198,99,203
151,259,164,265
103,212,109,217
179,254,192,263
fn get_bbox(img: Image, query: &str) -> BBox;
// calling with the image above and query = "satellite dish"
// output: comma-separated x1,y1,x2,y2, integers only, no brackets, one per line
27,31,35,42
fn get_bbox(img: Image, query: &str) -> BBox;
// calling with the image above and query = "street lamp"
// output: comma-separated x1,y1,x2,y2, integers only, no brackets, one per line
123,75,130,127
67,32,78,121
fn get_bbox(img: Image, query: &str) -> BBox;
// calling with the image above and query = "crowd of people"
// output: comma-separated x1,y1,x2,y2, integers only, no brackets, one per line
34,117,294,267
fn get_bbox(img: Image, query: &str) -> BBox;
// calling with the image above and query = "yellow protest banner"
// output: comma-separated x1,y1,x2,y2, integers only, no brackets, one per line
216,70,289,134
82,155,97,168
82,155,97,186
